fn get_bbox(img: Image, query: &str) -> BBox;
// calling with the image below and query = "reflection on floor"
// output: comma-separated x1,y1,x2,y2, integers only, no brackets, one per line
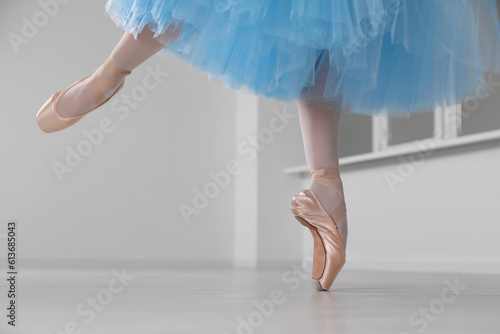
1,266,499,334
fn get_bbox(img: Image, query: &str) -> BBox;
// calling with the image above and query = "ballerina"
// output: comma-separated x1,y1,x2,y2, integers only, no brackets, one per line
36,0,500,291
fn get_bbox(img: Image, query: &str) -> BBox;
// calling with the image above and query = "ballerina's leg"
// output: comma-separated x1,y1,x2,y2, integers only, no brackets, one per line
297,58,348,248
57,24,181,118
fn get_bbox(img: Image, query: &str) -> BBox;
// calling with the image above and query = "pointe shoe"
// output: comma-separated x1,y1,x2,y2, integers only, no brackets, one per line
36,58,131,133
290,187,347,291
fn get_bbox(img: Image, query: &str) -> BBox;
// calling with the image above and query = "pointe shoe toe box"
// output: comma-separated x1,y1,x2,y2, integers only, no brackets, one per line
36,78,89,133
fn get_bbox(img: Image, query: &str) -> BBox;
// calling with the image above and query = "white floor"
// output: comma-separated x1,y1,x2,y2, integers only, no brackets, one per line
1,266,499,334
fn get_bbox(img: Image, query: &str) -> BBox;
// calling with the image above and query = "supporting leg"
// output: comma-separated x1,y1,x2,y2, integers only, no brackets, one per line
297,98,348,248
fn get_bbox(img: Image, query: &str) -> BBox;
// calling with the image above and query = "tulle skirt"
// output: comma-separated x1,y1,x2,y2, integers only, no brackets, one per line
104,0,500,117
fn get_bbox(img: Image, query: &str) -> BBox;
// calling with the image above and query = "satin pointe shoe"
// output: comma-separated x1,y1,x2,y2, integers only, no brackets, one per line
290,169,347,291
36,58,131,133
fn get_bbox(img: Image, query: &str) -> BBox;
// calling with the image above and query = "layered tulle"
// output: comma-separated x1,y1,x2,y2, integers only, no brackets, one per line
105,0,500,117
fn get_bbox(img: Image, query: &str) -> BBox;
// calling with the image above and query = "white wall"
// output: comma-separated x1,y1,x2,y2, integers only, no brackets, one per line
0,1,238,267
255,98,306,264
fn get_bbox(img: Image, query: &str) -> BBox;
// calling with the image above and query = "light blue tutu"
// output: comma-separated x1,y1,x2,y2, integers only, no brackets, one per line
104,0,500,117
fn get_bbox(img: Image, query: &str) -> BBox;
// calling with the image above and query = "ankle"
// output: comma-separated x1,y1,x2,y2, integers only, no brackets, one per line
308,167,346,218
308,181,344,214
93,58,131,83
88,58,131,104
310,167,342,186
103,57,133,76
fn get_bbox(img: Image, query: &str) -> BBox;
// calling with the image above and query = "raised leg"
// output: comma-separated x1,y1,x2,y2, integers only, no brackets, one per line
57,25,181,118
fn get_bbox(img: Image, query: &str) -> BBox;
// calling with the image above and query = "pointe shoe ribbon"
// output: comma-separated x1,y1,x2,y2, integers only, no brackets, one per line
88,58,131,103
36,58,131,133
310,167,347,228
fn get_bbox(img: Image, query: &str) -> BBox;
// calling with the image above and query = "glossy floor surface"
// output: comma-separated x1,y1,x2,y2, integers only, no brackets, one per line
1,266,499,334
